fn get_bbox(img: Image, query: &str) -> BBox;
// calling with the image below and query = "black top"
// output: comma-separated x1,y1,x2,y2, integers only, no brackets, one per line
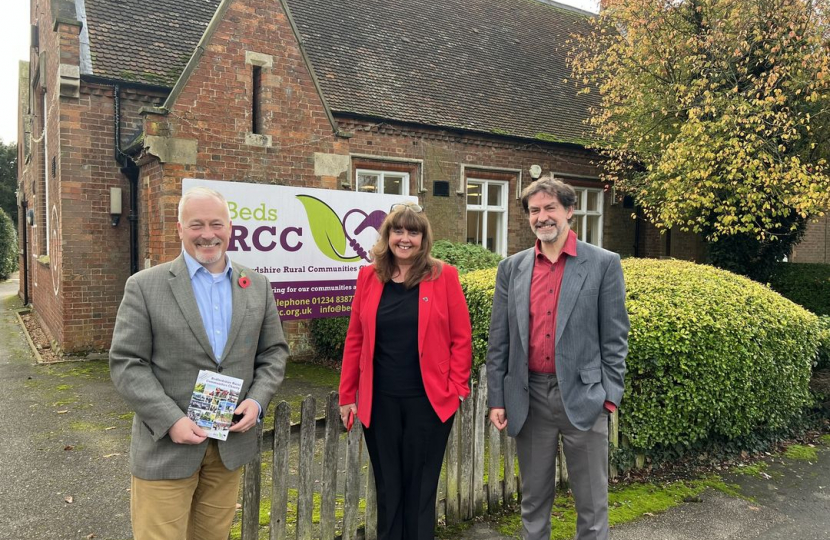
373,281,426,397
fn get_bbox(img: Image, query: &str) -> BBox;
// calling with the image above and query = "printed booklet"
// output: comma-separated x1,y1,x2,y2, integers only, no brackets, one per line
186,370,243,441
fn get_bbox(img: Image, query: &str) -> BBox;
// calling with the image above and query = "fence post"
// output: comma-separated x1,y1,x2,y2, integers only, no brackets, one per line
270,401,291,540
445,415,460,523
460,389,475,520
297,396,317,540
473,366,488,516
502,429,516,506
241,423,263,540
487,419,501,512
343,420,363,540
609,408,619,479
320,393,340,540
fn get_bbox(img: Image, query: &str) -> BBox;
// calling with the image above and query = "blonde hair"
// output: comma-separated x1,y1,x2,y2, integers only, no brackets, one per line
371,204,442,288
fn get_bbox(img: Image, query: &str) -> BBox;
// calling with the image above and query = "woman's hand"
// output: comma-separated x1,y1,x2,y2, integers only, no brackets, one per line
340,403,357,428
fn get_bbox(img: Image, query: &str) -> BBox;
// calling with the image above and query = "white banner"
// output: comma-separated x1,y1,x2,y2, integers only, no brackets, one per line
182,178,416,320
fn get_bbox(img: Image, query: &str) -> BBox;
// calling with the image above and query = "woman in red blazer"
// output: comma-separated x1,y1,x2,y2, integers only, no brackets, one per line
339,201,472,540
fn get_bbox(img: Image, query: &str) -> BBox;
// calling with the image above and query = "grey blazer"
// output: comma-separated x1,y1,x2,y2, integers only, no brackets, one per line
109,255,288,480
486,241,629,436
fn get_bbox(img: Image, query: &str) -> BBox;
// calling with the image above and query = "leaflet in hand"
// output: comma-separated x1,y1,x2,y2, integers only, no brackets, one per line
186,370,243,441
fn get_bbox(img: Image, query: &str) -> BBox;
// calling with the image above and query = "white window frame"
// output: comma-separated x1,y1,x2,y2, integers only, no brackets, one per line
571,187,604,247
466,179,508,257
355,168,410,196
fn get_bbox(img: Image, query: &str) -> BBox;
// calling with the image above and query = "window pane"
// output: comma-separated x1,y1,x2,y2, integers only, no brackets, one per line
358,173,378,193
487,183,502,207
384,175,404,195
487,211,502,253
467,183,483,206
586,191,599,212
467,210,484,245
586,215,601,246
572,216,582,240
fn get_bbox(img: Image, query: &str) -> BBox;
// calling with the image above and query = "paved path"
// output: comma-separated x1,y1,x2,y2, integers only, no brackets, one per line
0,274,134,540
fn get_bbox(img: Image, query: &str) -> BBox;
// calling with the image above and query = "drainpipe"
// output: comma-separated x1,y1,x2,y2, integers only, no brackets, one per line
113,84,140,275
20,199,29,305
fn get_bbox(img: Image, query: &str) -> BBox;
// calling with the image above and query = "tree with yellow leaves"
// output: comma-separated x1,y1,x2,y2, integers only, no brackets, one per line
570,0,830,279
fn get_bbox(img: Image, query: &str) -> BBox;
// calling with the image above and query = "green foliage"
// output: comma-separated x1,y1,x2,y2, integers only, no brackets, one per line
0,141,17,226
431,240,502,275
462,258,820,452
459,268,498,375
816,316,830,370
767,262,830,316
0,207,18,279
570,0,830,278
309,316,350,363
622,259,818,451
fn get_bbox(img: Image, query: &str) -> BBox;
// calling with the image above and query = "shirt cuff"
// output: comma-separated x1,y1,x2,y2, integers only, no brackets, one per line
252,399,263,422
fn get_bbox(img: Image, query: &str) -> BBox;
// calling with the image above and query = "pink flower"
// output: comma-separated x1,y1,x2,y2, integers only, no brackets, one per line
238,272,251,289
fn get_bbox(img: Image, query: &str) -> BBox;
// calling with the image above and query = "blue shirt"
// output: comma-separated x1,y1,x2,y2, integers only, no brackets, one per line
182,251,262,419
182,251,233,363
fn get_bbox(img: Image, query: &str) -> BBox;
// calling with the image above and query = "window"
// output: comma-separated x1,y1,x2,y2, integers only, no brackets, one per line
252,65,262,134
466,179,508,256
570,186,604,247
355,169,409,195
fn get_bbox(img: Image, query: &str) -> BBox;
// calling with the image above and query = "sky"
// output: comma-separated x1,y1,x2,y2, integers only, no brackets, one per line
0,0,599,146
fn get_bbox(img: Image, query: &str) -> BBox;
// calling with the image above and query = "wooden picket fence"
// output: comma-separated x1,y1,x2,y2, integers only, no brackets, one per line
239,365,620,540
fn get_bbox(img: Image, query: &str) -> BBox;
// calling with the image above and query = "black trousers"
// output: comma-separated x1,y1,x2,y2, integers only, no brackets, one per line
363,393,455,540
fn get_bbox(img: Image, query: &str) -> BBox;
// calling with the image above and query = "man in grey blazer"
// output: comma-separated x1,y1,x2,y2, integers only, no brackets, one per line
487,176,629,540
110,187,288,540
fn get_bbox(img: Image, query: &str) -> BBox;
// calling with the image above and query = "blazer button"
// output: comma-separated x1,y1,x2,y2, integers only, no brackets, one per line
523,385,528,391
217,366,224,373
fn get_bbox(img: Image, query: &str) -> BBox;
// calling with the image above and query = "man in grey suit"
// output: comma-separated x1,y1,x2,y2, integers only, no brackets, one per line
487,176,629,540
110,186,288,540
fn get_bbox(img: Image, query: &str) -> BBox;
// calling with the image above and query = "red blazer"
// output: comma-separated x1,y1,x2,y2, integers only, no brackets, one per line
339,263,473,427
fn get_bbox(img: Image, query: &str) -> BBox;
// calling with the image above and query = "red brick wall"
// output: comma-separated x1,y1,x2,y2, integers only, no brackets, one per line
792,215,829,263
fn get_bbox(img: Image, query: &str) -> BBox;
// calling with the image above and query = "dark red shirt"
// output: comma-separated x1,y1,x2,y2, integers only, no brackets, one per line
528,230,577,373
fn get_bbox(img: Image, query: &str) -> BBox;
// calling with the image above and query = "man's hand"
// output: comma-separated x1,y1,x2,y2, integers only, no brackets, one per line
229,399,260,433
489,408,507,431
169,417,208,444
340,403,357,429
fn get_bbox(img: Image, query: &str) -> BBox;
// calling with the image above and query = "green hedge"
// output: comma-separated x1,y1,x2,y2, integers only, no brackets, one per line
431,240,502,274
309,242,501,364
461,259,820,452
817,316,830,371
768,262,830,316
0,208,17,280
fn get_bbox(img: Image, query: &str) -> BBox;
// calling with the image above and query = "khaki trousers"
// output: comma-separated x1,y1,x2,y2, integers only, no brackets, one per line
131,440,243,540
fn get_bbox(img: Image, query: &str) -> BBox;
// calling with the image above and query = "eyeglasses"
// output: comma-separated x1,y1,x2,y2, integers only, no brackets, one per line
390,202,423,213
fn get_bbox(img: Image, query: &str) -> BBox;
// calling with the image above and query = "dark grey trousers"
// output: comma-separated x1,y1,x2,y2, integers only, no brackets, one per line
515,372,609,540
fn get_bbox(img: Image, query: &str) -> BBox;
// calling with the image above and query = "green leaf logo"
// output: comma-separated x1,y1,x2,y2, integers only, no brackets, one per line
297,195,362,262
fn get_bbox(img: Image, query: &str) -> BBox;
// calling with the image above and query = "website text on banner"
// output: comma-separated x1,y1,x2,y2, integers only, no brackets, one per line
182,178,416,320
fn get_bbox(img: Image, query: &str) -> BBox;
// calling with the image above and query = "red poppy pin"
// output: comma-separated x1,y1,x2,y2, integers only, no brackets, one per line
238,272,251,289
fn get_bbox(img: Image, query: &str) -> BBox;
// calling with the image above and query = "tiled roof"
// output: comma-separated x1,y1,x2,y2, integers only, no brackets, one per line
84,0,221,87
82,0,598,144
287,0,600,144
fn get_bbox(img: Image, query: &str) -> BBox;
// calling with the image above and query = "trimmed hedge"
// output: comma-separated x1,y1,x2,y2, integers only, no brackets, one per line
0,208,17,280
767,262,830,316
430,240,502,274
309,241,501,364
818,316,830,371
461,259,820,452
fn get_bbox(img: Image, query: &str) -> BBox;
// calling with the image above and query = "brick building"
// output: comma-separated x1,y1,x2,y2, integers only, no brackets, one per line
18,0,708,355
